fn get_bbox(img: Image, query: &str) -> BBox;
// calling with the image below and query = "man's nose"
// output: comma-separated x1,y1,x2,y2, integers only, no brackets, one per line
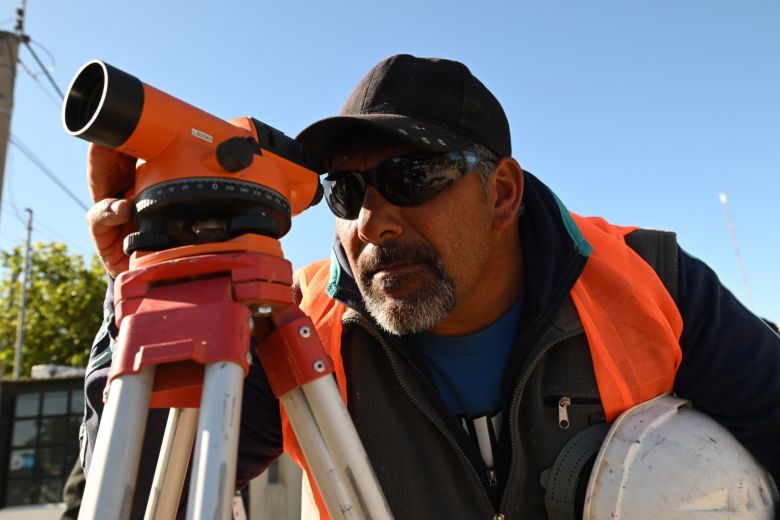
356,186,404,244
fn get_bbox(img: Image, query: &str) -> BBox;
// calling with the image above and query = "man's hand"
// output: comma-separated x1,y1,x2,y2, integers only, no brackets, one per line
85,144,136,278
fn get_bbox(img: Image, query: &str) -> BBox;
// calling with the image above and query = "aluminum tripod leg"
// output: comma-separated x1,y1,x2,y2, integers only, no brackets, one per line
79,366,156,520
186,361,245,520
145,407,199,520
281,375,394,520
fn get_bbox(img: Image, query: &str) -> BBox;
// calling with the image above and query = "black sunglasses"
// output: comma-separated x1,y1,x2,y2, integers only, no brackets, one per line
323,149,485,219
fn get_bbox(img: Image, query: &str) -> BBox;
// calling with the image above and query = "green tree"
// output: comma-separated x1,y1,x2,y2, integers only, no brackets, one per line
0,242,106,377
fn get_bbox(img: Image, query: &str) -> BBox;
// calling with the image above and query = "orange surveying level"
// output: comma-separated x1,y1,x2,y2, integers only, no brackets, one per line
63,60,393,520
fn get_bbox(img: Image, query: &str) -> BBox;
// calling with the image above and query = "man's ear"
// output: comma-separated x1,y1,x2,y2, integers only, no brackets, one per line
490,157,524,230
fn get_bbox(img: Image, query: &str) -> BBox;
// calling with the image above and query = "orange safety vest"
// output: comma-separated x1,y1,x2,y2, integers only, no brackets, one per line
284,214,683,518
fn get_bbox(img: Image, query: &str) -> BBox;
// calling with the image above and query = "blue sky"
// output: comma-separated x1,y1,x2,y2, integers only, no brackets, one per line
2,1,778,321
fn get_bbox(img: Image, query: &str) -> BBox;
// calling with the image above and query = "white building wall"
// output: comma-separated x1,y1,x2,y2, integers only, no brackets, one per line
248,454,302,520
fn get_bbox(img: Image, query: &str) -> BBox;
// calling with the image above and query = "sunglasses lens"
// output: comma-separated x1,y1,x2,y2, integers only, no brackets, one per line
324,150,482,219
324,173,364,219
381,152,470,206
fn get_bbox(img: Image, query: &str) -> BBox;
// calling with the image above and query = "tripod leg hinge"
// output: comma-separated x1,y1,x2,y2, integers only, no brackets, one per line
108,276,253,407
259,316,335,396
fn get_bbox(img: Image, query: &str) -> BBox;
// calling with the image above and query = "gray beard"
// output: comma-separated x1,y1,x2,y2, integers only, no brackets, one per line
363,272,455,335
355,243,456,336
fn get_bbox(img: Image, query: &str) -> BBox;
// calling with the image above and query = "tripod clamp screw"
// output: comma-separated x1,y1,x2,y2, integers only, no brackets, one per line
298,326,312,338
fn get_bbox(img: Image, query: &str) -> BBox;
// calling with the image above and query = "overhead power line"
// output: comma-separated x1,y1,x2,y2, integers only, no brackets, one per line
2,199,26,226
20,35,64,100
9,134,89,211
3,161,91,254
18,56,62,110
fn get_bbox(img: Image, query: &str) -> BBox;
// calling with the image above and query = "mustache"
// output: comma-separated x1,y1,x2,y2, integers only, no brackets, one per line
357,242,443,280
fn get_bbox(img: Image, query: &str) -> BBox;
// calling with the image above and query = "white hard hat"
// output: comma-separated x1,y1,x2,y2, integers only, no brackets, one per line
583,394,778,519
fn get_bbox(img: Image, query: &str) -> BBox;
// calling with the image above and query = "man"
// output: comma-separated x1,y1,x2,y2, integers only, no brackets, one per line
84,54,780,518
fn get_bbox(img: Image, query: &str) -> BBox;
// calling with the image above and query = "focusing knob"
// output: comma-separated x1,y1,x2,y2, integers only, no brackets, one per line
216,137,257,173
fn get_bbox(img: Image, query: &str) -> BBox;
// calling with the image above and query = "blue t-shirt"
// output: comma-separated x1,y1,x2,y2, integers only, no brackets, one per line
412,298,522,467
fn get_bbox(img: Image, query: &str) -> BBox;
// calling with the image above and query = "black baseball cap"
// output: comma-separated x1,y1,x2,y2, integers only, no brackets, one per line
296,54,511,168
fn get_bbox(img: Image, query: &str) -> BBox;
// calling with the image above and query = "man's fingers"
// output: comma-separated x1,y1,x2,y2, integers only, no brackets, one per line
99,251,130,280
85,143,137,278
87,198,134,278
98,242,129,269
87,144,136,203
87,198,133,237
96,222,133,279
97,240,127,264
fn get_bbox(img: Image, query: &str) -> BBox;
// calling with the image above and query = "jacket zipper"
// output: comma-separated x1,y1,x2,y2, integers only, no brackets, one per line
542,395,602,429
491,246,587,515
344,314,501,519
499,329,583,514
558,396,571,429
487,468,499,487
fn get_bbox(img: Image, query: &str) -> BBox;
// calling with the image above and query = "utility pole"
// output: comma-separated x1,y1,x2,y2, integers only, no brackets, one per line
0,2,24,227
13,207,32,379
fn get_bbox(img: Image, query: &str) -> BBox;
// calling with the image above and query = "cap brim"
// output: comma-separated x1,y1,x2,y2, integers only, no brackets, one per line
296,113,472,172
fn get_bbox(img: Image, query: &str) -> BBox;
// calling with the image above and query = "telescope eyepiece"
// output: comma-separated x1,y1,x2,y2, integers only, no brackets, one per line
62,60,144,149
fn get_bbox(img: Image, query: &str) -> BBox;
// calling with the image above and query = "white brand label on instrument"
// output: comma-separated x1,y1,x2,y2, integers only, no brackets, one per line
192,128,213,143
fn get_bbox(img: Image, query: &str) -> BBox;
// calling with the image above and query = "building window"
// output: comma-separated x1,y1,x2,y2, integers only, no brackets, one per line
5,389,83,506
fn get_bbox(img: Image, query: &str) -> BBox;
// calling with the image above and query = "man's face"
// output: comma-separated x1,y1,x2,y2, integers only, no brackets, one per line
332,141,497,336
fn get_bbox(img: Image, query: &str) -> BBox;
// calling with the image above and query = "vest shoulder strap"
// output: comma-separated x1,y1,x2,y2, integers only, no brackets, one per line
624,229,679,305
570,215,683,421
